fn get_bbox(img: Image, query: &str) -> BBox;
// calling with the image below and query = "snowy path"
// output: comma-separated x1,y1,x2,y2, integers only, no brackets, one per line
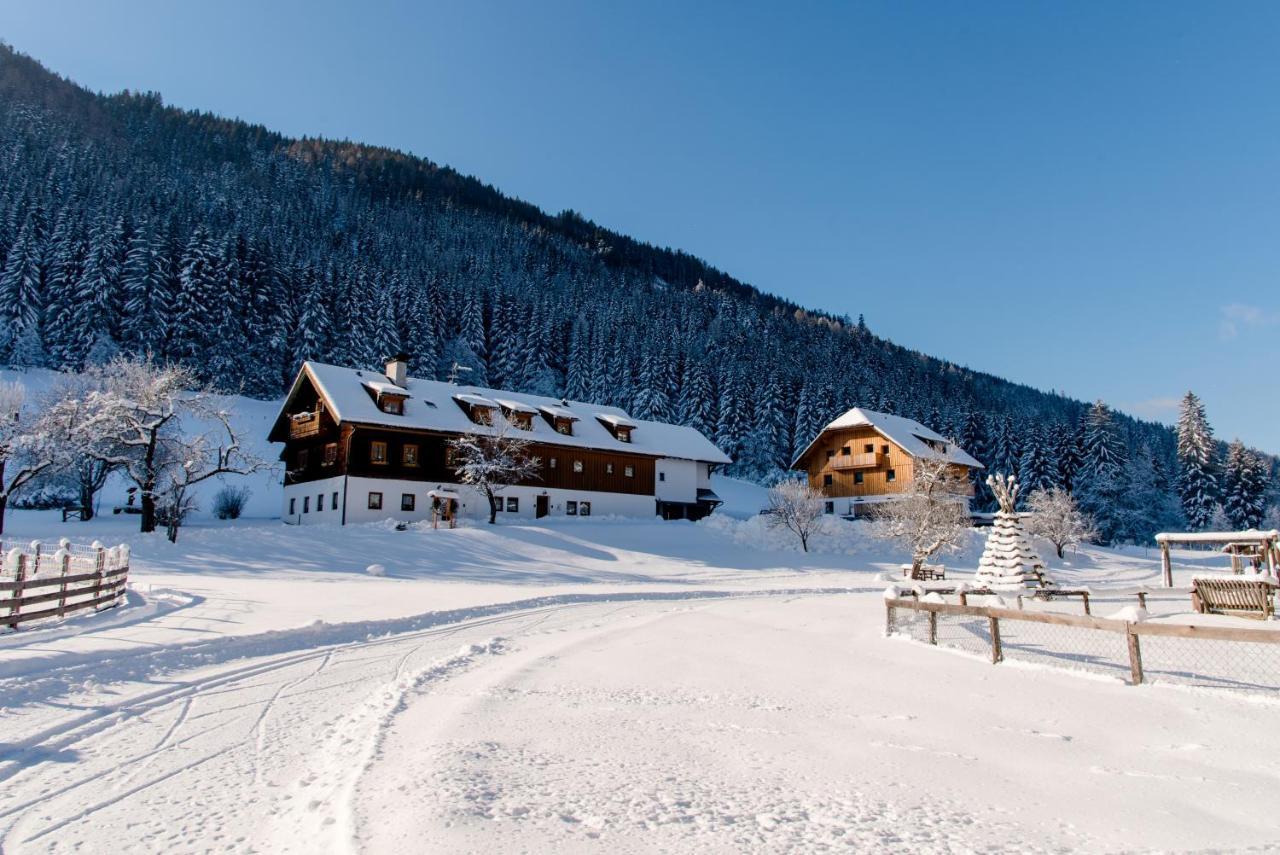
0,592,850,853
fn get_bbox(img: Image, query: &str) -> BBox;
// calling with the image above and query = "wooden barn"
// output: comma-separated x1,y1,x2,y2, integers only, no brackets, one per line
790,408,983,517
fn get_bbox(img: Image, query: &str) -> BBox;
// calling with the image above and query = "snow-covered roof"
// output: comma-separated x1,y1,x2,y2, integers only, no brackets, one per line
454,393,499,409
1156,530,1280,544
538,404,578,421
493,398,538,415
362,380,409,398
791,407,983,469
596,413,638,430
281,362,731,464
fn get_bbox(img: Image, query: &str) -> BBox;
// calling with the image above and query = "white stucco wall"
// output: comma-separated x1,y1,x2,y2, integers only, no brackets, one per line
654,458,698,503
285,476,658,525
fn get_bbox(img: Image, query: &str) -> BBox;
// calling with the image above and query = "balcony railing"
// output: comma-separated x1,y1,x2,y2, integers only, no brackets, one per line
289,411,323,439
830,452,884,470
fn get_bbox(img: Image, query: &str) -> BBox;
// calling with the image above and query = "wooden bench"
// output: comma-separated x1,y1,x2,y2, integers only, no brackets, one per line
1191,577,1277,620
902,563,946,581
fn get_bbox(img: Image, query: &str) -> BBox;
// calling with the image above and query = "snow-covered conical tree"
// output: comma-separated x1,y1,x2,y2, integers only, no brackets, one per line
974,473,1051,590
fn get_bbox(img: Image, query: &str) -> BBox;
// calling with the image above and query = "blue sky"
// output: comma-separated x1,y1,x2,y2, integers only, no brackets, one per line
8,1,1280,451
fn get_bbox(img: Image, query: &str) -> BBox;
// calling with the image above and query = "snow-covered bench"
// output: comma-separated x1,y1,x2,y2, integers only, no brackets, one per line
901,563,945,581
1191,577,1277,620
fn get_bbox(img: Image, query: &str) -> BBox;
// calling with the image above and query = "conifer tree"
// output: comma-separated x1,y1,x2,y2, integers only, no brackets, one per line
1176,391,1218,530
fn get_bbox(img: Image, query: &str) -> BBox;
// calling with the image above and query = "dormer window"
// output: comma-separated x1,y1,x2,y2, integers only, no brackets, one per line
362,380,410,416
380,394,405,415
596,413,637,443
495,399,537,430
540,405,579,436
454,394,500,426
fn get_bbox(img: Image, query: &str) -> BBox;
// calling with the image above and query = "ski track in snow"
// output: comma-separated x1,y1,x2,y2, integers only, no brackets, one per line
0,589,859,853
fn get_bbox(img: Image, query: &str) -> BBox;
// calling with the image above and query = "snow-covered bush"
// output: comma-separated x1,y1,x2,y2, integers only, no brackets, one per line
1025,487,1098,559
764,479,826,552
213,485,252,520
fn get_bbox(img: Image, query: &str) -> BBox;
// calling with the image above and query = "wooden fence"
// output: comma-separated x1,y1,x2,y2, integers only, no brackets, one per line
1,540,130,630
885,595,1280,687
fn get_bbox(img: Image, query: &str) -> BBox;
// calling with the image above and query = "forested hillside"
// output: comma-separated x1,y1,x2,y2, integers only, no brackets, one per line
0,45,1271,540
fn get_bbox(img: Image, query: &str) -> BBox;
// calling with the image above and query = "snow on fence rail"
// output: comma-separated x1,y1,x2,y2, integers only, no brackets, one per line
0,539,130,630
885,594,1280,695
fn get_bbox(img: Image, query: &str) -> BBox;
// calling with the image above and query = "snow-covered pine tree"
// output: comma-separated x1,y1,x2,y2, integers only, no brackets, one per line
1223,439,1267,530
1176,391,1218,530
0,215,44,362
1075,401,1130,543
1018,424,1056,496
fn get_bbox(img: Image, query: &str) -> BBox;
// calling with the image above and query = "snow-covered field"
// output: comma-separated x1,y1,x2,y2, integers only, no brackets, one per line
2,496,1278,853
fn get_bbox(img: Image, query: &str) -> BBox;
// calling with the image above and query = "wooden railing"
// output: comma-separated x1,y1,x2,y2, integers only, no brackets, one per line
830,452,884,470
1,540,130,630
289,411,323,439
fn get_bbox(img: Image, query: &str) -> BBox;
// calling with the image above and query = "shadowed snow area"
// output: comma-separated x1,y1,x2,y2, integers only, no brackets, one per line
0,501,1273,852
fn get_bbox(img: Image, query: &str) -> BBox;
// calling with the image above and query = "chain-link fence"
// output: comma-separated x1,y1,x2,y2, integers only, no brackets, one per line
886,595,1280,695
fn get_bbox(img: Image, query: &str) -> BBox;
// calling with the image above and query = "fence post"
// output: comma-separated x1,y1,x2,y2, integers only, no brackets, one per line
928,610,938,645
8,552,26,630
885,602,895,636
57,549,71,616
116,545,130,605
1081,592,1091,616
93,542,106,610
988,615,1003,664
1136,591,1147,609
1125,624,1144,685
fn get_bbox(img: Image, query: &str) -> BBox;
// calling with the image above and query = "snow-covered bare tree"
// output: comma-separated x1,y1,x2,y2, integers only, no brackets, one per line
870,457,971,574
448,419,541,524
0,381,66,534
1025,486,1098,559
80,356,266,536
765,478,826,552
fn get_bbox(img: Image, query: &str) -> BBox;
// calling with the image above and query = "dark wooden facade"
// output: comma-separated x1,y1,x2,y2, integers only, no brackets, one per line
273,373,660,495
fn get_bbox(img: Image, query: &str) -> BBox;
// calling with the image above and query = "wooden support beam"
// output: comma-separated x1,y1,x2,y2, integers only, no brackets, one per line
1160,542,1173,588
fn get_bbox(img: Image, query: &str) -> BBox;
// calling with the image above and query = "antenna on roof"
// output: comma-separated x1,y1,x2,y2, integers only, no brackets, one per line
447,362,473,385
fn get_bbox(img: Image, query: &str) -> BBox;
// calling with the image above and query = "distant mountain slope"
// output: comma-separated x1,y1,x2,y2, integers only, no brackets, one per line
0,44,1248,540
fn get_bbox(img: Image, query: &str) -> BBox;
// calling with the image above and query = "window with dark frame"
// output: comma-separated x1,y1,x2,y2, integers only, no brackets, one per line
556,421,572,435
401,493,415,512
381,396,403,415
881,444,890,455
826,449,835,459
403,444,419,466
864,443,874,454
317,494,323,512
824,501,834,515
332,491,339,509
303,496,310,513
605,462,614,475
624,465,634,478
371,441,388,464
823,474,833,486
616,428,631,443
887,469,897,482
854,471,864,484
580,501,591,516
506,497,518,512
659,472,665,482
566,501,578,516
323,443,338,465
289,497,296,515
841,446,851,456
368,492,383,510
297,448,309,468
572,460,584,473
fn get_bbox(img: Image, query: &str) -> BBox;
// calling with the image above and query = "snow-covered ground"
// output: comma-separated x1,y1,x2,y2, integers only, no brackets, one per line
2,499,1277,853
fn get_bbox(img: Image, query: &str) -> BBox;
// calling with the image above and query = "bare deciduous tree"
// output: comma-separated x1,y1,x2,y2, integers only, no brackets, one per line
870,457,971,574
0,381,64,534
448,419,541,524
766,479,826,552
1025,486,1098,559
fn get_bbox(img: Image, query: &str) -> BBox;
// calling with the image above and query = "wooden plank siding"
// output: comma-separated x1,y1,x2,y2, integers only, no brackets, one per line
800,426,974,499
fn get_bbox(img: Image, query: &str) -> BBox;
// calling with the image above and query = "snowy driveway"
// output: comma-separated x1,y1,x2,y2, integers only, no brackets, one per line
4,589,1280,853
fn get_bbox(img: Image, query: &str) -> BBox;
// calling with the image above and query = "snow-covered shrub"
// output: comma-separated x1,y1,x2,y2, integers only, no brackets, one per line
764,479,826,552
365,563,387,577
213,485,252,520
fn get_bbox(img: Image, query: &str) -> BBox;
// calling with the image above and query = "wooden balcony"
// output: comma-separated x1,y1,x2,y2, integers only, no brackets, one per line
289,411,323,439
830,452,884,470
